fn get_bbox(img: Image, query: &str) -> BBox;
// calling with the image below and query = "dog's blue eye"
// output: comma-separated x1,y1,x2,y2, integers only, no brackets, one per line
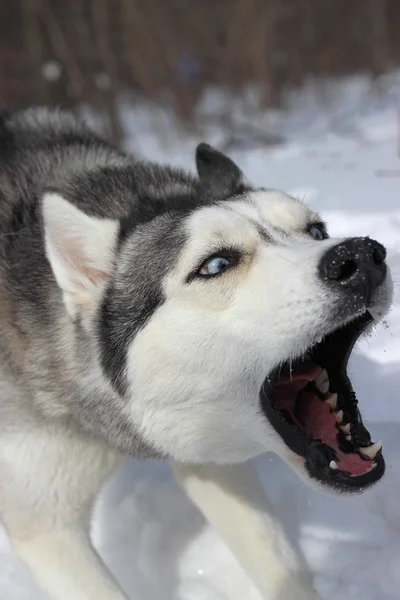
309,225,324,240
199,256,230,276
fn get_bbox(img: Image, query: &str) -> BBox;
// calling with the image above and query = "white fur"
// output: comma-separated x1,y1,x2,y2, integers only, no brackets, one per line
0,422,125,600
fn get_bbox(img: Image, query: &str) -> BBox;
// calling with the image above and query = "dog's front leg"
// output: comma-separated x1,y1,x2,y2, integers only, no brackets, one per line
13,527,129,600
172,461,321,600
0,426,127,600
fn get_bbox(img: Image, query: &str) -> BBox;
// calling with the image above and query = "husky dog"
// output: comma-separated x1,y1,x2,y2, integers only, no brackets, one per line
0,108,392,600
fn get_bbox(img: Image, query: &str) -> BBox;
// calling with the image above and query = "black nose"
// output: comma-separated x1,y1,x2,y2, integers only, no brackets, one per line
319,237,387,299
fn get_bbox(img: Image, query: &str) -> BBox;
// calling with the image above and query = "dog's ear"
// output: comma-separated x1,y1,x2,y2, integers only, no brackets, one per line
42,192,119,317
196,143,246,198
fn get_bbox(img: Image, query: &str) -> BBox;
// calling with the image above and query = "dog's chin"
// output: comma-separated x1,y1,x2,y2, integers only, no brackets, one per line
260,307,389,494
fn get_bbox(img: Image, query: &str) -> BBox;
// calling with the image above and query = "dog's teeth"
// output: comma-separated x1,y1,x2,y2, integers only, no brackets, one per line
335,410,344,423
315,369,329,394
329,460,338,470
340,423,351,434
326,392,337,409
359,441,382,460
366,462,377,473
367,308,381,321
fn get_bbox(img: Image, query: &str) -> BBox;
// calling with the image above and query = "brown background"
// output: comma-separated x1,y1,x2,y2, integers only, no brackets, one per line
1,0,398,144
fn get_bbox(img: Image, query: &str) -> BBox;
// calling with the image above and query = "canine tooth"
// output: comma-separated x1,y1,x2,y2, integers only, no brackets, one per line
326,393,337,409
340,423,351,434
315,369,329,394
367,308,381,321
359,441,382,460
329,460,338,470
335,410,344,423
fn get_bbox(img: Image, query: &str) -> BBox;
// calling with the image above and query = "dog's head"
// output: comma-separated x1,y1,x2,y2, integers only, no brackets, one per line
42,144,392,493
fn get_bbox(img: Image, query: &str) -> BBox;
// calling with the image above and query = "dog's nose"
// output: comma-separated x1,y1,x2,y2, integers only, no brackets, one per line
319,237,387,298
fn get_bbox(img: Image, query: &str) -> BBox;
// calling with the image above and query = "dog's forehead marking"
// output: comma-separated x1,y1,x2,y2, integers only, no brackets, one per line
221,190,320,246
185,204,259,249
233,189,319,232
220,202,275,243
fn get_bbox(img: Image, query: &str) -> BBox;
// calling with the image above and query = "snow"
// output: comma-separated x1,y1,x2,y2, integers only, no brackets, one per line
1,79,400,599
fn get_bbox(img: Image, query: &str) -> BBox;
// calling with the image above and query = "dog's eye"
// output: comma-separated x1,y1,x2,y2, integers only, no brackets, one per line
198,256,231,277
187,249,241,282
309,224,325,241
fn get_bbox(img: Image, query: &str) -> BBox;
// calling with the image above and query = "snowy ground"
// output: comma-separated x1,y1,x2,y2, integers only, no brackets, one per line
1,81,400,599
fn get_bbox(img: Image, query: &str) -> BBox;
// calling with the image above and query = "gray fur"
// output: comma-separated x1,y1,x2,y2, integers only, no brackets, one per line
0,107,251,455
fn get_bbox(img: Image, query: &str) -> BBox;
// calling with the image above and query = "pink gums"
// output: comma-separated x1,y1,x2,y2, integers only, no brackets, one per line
272,365,372,476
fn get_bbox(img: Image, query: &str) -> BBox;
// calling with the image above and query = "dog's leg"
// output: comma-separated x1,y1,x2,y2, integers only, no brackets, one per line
172,461,321,600
13,527,129,600
0,426,128,600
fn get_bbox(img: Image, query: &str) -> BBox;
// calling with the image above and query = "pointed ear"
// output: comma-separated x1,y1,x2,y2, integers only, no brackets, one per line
196,143,246,198
42,192,119,316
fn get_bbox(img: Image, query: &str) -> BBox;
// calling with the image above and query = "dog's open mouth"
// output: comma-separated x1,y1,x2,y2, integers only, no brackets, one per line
261,311,385,491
